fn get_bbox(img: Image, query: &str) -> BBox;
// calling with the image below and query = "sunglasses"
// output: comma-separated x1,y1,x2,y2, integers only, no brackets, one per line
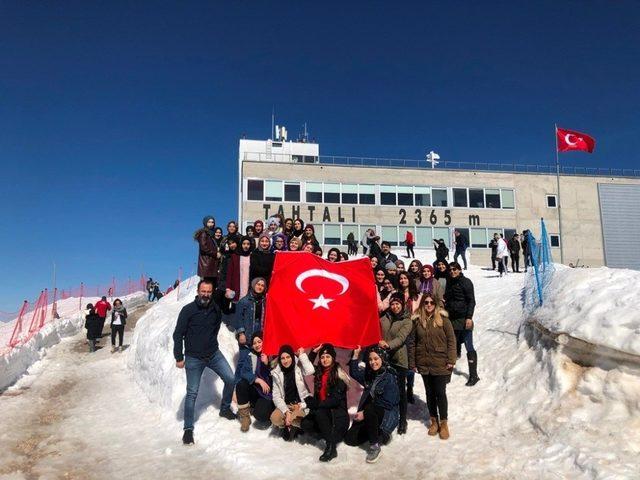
424,300,435,305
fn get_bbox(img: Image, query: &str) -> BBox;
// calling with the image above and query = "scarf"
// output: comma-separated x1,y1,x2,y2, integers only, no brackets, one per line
318,367,331,401
282,364,300,405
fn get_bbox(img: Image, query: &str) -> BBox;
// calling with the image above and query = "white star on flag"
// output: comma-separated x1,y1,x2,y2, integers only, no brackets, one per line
308,294,334,310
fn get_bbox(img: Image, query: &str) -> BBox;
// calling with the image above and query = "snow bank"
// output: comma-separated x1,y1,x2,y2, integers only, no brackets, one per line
0,292,146,391
529,266,640,357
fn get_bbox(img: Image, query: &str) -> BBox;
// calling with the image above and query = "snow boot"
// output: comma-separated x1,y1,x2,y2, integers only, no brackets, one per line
219,408,236,420
439,420,450,440
366,443,382,463
428,417,439,436
465,351,480,386
319,441,337,462
237,403,252,432
182,429,194,445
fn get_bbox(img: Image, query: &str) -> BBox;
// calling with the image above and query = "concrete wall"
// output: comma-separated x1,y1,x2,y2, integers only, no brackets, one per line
240,161,640,267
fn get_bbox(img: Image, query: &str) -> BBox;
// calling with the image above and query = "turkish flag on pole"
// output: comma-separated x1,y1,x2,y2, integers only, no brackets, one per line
556,127,596,153
262,252,381,355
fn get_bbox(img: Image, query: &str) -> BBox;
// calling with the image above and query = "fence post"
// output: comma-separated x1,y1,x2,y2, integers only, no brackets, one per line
8,300,29,348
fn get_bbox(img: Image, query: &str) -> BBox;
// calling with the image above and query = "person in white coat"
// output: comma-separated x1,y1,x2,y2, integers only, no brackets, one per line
496,234,509,276
270,344,315,440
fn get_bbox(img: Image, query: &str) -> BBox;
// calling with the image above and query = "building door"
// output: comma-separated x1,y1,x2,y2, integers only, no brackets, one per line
598,183,640,270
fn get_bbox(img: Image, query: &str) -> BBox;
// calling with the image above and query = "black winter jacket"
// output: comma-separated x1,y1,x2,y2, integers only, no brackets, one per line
249,250,275,285
172,292,230,362
443,274,476,330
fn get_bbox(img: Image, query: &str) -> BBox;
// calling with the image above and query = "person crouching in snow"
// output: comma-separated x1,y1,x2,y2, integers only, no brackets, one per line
301,344,351,462
409,292,456,440
345,345,399,464
235,331,275,432
270,345,315,441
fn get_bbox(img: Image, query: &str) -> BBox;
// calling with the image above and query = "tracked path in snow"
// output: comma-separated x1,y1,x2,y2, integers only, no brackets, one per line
0,303,229,480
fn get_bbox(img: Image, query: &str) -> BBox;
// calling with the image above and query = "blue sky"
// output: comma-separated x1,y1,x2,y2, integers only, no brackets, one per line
1,1,639,311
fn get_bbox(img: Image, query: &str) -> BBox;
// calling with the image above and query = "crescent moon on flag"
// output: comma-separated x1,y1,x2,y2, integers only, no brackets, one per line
564,134,578,146
295,269,350,295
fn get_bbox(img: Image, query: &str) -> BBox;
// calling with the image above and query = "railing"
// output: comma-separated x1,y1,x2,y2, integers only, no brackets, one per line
241,152,640,178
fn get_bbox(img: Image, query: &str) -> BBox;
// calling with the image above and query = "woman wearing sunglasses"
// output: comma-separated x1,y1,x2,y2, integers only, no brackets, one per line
409,292,456,439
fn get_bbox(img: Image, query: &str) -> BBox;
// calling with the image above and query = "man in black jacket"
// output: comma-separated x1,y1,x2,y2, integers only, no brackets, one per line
443,262,479,386
489,233,499,270
173,279,235,445
378,241,399,265
508,233,521,273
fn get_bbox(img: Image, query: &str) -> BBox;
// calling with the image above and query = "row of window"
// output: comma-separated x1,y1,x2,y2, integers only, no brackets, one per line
246,179,517,209
242,223,560,249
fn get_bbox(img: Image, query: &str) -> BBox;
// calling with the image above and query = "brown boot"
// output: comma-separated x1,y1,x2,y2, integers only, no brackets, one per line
238,403,252,432
427,417,439,436
439,420,450,440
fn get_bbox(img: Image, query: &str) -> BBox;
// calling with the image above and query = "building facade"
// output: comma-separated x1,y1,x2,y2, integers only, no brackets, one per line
238,137,640,269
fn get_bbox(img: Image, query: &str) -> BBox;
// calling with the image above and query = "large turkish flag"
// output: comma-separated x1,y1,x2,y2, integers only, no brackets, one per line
262,252,381,355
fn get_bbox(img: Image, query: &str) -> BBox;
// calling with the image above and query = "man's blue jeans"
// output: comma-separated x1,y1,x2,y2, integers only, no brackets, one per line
183,351,234,431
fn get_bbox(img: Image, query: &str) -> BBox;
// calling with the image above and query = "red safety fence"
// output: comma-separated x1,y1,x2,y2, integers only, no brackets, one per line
2,274,150,354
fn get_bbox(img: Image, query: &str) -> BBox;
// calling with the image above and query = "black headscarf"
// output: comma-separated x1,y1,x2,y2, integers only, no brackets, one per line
238,235,254,257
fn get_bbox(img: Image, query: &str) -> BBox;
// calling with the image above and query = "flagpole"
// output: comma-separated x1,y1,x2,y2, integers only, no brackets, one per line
555,124,564,264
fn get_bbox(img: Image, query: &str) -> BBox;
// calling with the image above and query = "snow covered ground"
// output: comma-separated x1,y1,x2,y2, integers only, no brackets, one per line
1,251,639,479
0,292,146,391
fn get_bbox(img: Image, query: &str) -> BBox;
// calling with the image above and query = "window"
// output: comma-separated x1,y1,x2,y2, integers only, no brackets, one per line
324,225,341,245
416,226,433,248
469,189,484,208
433,227,450,246
306,182,322,203
485,189,501,208
342,224,358,245
414,186,431,206
324,183,340,203
470,228,488,248
284,182,300,202
488,228,503,243
380,185,397,206
342,184,358,204
397,186,413,206
550,234,560,248
381,226,399,246
546,195,557,208
359,185,375,205
501,189,515,209
264,180,282,201
247,180,264,201
504,229,517,241
314,224,324,244
453,188,468,207
432,188,448,207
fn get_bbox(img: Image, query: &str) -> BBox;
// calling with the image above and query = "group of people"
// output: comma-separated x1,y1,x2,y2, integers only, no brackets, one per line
84,296,128,353
488,230,532,275
172,214,478,464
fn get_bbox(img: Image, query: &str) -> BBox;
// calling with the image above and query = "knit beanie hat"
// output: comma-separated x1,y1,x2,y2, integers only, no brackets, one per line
385,261,397,271
318,343,337,360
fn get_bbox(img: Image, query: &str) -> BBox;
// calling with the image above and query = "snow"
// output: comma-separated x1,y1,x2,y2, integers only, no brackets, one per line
1,251,639,478
0,292,146,391
123,250,640,479
529,266,640,356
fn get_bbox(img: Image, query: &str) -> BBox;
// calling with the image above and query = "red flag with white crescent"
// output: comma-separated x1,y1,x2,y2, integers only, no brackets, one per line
556,127,596,153
262,252,380,355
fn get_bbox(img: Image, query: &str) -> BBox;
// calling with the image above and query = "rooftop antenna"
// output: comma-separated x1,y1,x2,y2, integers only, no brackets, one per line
271,106,275,140
426,150,440,169
303,122,308,142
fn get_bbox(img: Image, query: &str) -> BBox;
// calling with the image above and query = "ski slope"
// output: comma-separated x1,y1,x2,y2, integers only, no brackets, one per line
124,250,640,479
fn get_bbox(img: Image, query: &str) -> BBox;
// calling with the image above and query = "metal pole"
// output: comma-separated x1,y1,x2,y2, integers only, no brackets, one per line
555,124,564,264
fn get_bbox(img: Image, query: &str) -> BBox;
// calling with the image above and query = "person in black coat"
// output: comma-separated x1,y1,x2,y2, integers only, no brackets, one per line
508,233,521,273
110,298,128,353
521,230,531,272
84,303,101,352
250,233,275,286
194,215,220,287
300,344,350,462
173,279,236,445
432,239,449,266
443,262,479,386
489,234,499,270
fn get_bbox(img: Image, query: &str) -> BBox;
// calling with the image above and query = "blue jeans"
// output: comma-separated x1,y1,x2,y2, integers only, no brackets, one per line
455,329,475,355
183,351,235,431
454,250,468,269
148,291,153,301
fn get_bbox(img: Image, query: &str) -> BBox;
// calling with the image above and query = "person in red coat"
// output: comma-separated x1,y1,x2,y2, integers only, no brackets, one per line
405,230,415,259
94,296,112,340
194,215,220,287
